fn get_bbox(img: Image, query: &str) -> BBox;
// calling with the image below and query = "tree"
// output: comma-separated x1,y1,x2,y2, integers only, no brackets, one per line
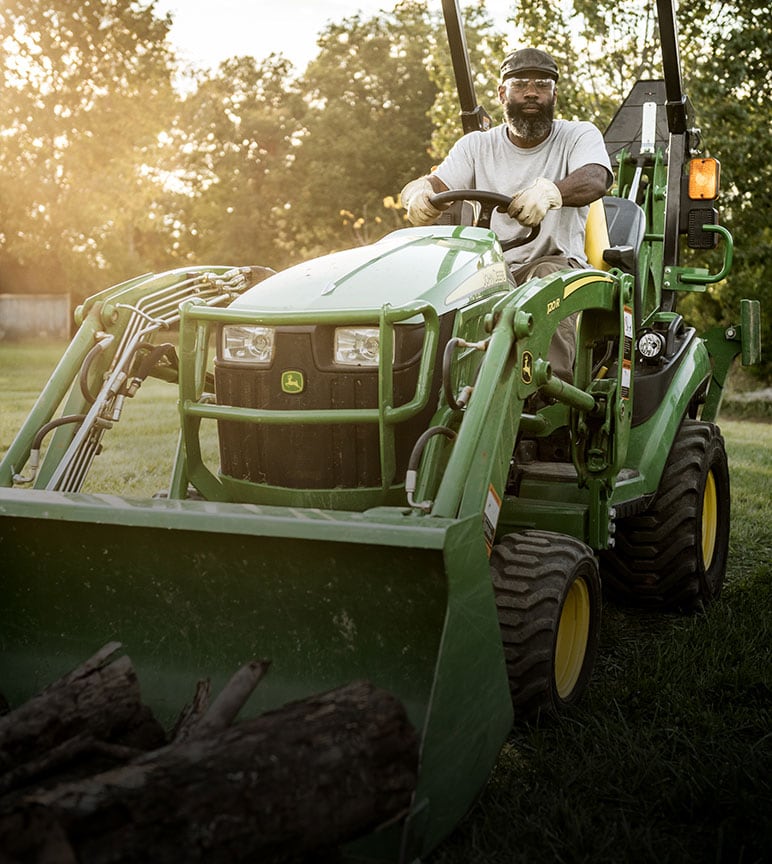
679,0,772,375
0,0,177,301
283,1,439,257
164,53,305,272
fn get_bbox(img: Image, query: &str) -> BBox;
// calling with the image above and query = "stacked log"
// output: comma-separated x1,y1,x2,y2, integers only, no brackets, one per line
0,645,418,863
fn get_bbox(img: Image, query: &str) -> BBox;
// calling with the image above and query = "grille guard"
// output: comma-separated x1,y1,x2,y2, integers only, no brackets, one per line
176,299,441,501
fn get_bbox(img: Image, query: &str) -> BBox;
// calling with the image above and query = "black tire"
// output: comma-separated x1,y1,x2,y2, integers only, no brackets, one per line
601,419,730,611
490,530,602,720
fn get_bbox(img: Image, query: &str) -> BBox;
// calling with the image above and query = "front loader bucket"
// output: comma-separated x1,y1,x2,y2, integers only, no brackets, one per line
0,488,512,860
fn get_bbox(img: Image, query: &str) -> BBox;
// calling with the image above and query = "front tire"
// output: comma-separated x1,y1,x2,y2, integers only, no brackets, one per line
490,530,602,720
601,419,730,610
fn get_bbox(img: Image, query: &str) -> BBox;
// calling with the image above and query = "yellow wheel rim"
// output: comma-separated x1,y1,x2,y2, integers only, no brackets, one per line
554,577,591,699
702,469,718,567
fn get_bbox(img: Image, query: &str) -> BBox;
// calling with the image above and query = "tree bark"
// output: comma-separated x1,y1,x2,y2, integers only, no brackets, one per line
0,679,418,864
0,643,164,789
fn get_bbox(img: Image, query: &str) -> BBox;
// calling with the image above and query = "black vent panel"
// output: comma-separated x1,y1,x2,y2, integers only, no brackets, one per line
215,325,444,489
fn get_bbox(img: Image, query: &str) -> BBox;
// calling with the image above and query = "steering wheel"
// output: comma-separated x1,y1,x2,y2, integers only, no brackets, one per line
429,189,540,251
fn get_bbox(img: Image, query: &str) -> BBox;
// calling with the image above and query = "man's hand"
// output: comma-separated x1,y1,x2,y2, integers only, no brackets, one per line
400,177,446,226
508,177,562,227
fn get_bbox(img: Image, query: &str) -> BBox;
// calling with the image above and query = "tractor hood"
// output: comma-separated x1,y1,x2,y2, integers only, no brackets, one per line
231,225,510,315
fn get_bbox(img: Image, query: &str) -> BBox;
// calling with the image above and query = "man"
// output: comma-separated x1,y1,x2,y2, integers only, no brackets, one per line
401,48,613,382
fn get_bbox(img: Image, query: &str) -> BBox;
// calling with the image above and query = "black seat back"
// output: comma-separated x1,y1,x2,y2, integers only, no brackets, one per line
602,197,647,331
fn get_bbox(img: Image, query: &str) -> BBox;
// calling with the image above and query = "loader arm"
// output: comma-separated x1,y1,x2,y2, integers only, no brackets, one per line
0,267,256,492
425,265,635,549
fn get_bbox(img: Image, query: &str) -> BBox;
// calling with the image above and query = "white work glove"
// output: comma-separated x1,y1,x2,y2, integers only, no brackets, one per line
400,177,446,226
508,177,562,227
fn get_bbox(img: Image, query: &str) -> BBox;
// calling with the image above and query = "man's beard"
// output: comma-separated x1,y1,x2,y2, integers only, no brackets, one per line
503,98,554,141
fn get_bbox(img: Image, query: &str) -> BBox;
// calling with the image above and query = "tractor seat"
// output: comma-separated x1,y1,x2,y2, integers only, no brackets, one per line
603,197,646,274
585,196,646,329
585,196,646,274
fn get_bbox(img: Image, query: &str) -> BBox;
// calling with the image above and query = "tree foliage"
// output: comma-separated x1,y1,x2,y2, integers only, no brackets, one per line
284,1,438,257
166,53,304,270
681,0,771,370
0,0,177,296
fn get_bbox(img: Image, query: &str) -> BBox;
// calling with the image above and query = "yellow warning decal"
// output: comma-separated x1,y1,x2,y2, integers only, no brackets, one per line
563,274,614,299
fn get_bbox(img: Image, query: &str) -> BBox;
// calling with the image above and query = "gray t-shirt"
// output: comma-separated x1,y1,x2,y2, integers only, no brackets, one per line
434,120,613,266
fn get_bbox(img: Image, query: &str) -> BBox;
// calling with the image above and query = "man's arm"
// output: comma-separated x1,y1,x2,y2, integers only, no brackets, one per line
555,163,611,207
408,161,609,227
430,165,608,207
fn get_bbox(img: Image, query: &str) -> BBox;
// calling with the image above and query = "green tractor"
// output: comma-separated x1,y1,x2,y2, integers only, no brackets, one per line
0,0,760,860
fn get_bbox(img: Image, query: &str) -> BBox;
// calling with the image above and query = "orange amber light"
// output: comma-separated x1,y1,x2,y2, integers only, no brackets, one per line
688,157,720,200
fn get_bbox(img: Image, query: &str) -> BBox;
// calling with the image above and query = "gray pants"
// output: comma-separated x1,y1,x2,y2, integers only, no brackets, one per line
509,255,583,385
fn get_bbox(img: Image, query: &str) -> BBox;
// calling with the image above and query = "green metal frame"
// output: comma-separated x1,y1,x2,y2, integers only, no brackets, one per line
701,298,762,421
0,266,251,491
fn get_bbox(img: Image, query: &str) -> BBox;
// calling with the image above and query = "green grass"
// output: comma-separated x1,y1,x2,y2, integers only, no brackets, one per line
430,576,772,864
2,341,771,863
429,420,772,864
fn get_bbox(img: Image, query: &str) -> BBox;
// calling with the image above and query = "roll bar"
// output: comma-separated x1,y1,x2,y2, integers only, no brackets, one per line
440,0,491,133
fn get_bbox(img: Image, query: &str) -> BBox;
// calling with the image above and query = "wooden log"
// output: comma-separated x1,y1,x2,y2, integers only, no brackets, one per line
0,734,143,799
186,659,270,739
171,660,270,743
0,680,418,864
0,643,165,791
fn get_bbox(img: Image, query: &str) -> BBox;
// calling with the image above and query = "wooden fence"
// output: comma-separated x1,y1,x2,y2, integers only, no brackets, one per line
0,294,72,341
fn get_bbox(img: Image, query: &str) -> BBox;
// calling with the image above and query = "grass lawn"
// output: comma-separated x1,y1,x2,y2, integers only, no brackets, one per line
434,423,772,863
1,340,770,863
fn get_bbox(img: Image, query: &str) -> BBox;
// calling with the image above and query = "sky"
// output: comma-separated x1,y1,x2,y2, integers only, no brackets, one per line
153,0,516,73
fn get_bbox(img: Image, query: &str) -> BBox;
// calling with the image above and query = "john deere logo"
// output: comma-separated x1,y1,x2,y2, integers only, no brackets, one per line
521,351,533,385
281,370,304,394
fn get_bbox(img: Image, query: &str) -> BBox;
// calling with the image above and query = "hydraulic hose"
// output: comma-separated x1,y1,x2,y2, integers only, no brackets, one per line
128,342,179,394
12,414,87,485
405,425,457,511
442,336,487,410
79,334,114,404
135,342,178,380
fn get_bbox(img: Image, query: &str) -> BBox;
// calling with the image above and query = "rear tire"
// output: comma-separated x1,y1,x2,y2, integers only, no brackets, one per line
601,419,730,611
490,530,602,720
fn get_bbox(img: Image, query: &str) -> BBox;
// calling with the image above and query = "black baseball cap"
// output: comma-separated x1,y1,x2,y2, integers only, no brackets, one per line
500,48,559,82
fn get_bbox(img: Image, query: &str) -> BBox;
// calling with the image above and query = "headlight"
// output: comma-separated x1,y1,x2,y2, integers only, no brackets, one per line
637,330,666,360
222,325,275,364
334,327,385,366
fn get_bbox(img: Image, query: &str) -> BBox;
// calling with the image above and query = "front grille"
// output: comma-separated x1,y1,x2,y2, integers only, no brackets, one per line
215,322,447,489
